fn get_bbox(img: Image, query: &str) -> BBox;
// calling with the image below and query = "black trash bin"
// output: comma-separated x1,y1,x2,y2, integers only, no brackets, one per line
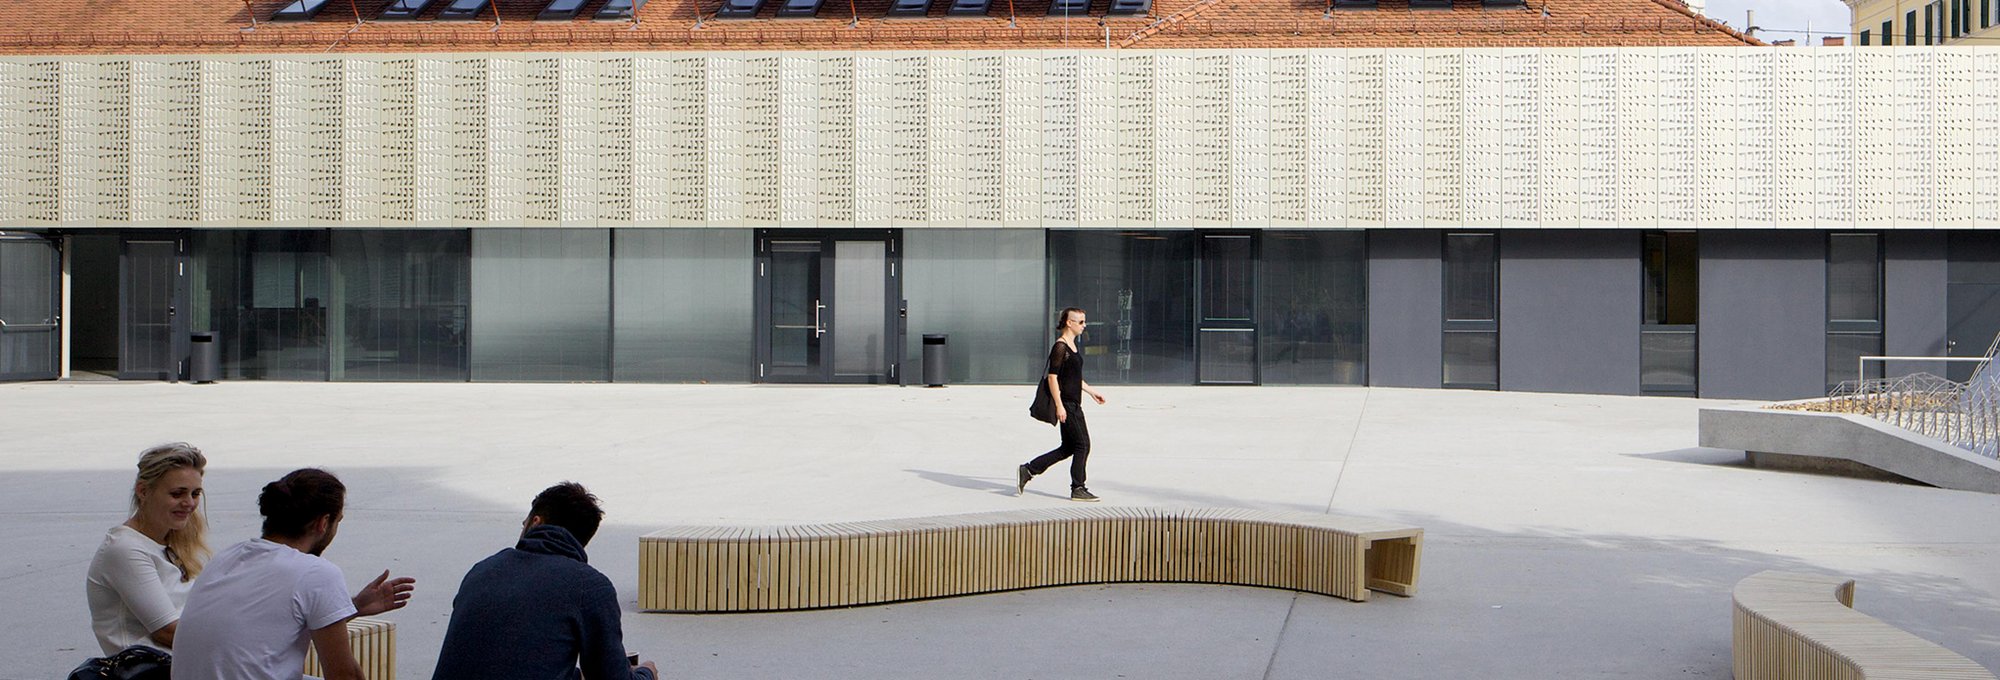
190,332,219,384
922,334,948,387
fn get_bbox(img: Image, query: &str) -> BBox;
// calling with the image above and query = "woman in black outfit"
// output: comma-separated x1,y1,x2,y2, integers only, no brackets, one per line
1018,307,1108,502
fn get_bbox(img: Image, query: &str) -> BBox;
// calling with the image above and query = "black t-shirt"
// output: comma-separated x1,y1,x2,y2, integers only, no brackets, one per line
1046,341,1083,404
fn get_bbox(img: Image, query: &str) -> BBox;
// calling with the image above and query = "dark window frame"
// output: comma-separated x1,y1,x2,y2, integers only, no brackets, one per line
1442,232,1499,391
1826,232,1885,392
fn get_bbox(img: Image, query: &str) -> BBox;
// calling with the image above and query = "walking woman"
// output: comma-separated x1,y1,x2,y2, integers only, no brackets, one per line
85,443,210,656
1018,307,1108,502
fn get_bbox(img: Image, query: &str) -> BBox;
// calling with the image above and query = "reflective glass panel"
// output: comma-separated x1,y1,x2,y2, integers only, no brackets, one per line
1047,231,1196,385
331,230,469,382
1443,331,1498,389
0,237,58,380
1640,329,1697,392
612,230,754,383
192,231,330,381
470,229,611,382
1444,234,1497,322
1199,329,1257,384
1828,234,1881,323
833,241,886,377
1827,332,1883,392
1259,231,1366,385
902,230,1044,384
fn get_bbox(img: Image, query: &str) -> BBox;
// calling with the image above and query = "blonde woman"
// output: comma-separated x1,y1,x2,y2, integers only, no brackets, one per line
86,443,210,655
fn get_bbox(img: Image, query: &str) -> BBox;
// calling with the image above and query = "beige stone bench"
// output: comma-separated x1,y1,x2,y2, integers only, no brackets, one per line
1732,570,1995,680
304,616,396,680
639,507,1422,613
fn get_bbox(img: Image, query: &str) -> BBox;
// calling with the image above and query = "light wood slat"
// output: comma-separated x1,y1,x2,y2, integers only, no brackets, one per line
1732,570,1996,680
303,616,395,680
640,507,1422,613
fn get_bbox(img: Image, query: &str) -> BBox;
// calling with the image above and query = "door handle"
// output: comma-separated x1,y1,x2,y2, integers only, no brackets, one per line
813,300,827,338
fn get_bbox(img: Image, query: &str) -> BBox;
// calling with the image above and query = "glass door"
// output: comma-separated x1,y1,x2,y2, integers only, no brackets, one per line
120,235,188,381
1198,233,1257,384
0,233,61,382
756,230,901,384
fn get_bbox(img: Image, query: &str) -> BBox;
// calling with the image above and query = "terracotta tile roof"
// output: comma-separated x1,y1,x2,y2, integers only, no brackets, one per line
0,0,1757,55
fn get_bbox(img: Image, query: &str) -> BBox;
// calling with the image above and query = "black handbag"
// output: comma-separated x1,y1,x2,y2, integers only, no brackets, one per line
68,645,171,680
1029,381,1058,426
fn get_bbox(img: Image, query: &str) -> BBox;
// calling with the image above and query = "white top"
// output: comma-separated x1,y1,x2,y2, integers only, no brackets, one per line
172,538,356,680
85,525,189,655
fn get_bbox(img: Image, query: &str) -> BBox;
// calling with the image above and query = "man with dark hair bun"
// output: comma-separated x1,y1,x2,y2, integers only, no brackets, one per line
430,482,658,680
172,469,416,680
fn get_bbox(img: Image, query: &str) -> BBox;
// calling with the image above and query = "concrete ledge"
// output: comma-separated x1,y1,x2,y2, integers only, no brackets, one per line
1699,403,2000,494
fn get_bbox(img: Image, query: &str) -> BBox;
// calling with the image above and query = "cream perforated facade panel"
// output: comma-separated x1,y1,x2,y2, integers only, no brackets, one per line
3,48,1999,230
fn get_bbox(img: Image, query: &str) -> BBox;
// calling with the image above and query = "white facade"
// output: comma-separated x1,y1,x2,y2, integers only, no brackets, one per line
3,47,1999,230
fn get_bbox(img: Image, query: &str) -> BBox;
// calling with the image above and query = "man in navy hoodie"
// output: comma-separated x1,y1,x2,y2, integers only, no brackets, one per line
430,482,659,680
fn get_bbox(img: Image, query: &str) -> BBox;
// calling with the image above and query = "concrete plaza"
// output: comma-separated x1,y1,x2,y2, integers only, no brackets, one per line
3,381,1998,679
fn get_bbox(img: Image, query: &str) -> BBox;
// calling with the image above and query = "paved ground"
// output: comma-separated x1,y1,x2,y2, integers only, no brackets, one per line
3,381,1998,679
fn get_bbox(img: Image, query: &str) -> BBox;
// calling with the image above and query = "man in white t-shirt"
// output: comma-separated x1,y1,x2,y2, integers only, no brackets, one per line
172,469,416,680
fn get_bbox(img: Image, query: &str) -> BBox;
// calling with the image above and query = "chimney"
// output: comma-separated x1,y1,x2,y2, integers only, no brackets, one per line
1821,36,1846,46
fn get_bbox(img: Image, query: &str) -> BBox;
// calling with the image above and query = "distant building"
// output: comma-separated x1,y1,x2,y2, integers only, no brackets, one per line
1848,0,2000,45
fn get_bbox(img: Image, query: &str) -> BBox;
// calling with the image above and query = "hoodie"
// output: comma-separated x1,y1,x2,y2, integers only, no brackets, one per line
430,524,655,680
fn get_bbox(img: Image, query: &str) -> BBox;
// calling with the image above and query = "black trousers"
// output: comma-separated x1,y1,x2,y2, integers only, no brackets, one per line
1025,401,1090,488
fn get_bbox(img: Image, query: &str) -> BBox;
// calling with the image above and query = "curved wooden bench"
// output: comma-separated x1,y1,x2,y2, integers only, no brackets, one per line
639,507,1422,613
304,616,396,680
1733,570,1994,680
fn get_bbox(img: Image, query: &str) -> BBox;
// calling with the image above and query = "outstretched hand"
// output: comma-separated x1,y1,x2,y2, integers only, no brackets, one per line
352,569,416,616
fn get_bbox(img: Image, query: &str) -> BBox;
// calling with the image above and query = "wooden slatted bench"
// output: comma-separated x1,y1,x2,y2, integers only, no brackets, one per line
1733,570,1995,680
639,507,1422,613
304,616,397,680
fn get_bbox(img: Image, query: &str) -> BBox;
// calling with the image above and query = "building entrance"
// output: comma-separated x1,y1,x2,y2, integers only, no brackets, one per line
755,230,903,384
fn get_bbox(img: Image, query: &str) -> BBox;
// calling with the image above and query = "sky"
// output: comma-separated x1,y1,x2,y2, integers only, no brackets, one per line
1701,0,1853,44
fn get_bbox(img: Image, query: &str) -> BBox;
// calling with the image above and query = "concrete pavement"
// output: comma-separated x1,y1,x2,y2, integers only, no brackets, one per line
3,382,1997,679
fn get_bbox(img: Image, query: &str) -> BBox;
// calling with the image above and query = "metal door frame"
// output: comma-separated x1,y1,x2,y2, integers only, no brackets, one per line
0,231,62,382
117,233,190,381
754,229,903,385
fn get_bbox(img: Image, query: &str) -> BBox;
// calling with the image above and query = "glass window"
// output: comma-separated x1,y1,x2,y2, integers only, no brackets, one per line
1047,230,1196,385
330,230,469,382
1642,232,1699,326
1642,232,1697,394
470,229,611,382
192,231,330,381
1443,331,1498,389
1828,234,1882,324
1828,333,1884,392
1909,10,1919,43
614,229,755,383
1444,234,1497,322
902,230,1045,384
1201,235,1254,322
1259,231,1366,385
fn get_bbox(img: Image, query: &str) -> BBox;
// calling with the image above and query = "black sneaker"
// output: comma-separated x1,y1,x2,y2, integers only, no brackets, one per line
1016,465,1034,496
1070,487,1100,502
